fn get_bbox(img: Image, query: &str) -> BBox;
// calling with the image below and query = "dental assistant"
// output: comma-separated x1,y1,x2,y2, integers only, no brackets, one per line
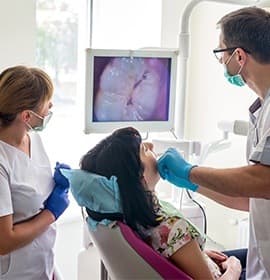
158,7,270,280
0,66,69,280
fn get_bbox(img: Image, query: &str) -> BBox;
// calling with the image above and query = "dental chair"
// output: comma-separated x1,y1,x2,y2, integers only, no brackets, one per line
85,215,191,280
61,169,191,279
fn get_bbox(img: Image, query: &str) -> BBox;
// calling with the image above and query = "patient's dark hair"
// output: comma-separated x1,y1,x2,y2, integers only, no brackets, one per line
80,127,159,232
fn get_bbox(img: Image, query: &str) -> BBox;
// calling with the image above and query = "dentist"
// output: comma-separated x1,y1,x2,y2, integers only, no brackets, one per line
0,66,69,280
158,7,270,280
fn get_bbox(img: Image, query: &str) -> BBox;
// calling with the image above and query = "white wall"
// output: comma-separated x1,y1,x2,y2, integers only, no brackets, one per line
161,0,252,249
0,0,35,70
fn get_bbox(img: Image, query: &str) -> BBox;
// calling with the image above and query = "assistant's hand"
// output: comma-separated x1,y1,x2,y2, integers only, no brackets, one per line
44,185,70,220
157,148,198,191
54,162,71,190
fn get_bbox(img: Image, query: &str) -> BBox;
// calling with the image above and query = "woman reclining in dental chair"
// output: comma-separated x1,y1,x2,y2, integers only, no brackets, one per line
64,127,241,279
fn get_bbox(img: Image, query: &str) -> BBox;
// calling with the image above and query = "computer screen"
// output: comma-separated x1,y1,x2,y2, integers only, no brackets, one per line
84,48,178,133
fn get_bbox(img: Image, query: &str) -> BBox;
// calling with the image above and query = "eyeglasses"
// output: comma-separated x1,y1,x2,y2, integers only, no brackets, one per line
212,47,250,61
212,47,238,60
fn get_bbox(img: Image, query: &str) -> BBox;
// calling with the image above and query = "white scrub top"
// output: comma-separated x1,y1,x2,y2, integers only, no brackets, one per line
246,89,270,280
0,133,55,280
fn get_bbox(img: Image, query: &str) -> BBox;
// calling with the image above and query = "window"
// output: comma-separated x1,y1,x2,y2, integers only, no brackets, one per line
36,0,163,219
36,0,82,166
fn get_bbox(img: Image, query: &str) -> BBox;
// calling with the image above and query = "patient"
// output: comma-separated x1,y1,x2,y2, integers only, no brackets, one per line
79,127,241,280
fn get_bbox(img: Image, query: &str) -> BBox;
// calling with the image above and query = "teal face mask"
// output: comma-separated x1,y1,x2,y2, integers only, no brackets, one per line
27,111,53,132
224,67,245,87
224,50,245,87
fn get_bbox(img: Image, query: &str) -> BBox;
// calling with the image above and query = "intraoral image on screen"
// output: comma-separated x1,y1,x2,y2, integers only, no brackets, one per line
92,56,171,122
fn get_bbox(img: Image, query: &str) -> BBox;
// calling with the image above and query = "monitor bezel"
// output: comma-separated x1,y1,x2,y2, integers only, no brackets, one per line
84,48,178,134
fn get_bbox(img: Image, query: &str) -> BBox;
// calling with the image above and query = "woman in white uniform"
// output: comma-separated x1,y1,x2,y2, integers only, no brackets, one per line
0,66,70,280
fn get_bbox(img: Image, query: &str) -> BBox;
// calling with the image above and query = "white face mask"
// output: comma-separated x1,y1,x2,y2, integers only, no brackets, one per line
27,111,53,132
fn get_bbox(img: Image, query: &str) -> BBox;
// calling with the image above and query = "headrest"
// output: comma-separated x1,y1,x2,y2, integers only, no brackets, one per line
61,169,123,230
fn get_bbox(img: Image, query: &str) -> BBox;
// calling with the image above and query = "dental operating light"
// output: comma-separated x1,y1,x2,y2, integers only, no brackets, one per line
175,0,270,139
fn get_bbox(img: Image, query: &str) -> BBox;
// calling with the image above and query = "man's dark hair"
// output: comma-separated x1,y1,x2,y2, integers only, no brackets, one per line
218,7,270,63
80,127,159,232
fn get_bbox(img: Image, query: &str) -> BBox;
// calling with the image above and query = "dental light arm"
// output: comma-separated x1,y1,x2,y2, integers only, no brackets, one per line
198,120,248,164
176,0,270,139
258,0,270,7
218,120,249,137
181,0,259,33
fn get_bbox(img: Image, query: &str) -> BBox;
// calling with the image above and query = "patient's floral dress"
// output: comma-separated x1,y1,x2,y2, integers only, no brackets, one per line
140,199,222,279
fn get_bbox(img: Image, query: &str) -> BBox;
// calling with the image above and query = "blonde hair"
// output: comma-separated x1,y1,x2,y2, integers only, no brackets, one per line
0,65,53,126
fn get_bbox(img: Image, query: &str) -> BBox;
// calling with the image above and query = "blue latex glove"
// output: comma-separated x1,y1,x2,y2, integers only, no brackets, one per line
44,184,70,220
54,162,71,190
157,148,198,192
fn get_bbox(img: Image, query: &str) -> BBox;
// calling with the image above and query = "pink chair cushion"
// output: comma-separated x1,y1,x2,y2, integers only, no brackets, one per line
118,222,191,280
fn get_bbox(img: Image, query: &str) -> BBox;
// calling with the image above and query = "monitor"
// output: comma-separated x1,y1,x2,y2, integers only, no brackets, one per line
84,48,178,134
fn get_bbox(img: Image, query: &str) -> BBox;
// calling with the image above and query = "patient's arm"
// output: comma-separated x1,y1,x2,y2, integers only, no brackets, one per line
170,239,214,279
199,186,249,211
170,240,241,280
